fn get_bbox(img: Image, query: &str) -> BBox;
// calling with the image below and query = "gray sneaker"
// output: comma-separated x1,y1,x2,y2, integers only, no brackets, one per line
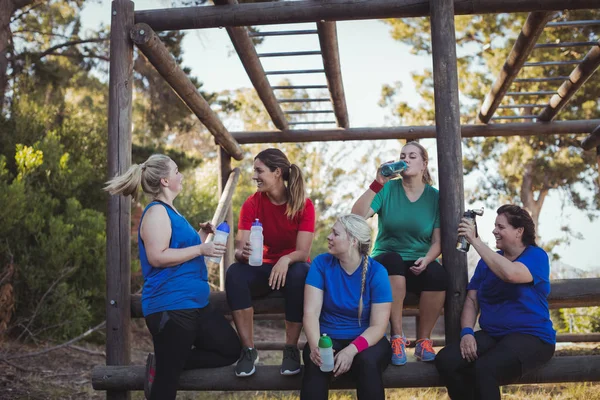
280,345,301,376
235,347,259,377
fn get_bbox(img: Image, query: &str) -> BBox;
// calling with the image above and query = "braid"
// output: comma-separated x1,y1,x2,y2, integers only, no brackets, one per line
357,244,370,327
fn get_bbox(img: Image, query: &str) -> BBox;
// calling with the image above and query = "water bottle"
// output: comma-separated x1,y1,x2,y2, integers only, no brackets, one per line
205,221,230,264
380,160,408,177
456,208,484,253
248,219,263,266
318,334,334,372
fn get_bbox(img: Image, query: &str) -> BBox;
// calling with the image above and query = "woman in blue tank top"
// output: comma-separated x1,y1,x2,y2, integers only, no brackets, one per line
104,154,241,400
435,204,555,400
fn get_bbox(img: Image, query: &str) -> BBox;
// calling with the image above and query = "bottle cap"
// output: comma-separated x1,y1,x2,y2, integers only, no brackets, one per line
318,333,332,348
252,218,262,227
216,221,230,233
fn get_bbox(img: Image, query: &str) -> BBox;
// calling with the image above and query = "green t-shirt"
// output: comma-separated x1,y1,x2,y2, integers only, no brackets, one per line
370,180,440,260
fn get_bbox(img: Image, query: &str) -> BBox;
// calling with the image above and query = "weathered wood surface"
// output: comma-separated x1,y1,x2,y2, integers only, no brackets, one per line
134,0,596,31
316,21,349,128
130,23,243,160
538,41,600,121
217,148,235,290
92,356,600,391
478,12,553,123
213,0,288,130
582,124,600,151
229,119,600,144
107,1,134,399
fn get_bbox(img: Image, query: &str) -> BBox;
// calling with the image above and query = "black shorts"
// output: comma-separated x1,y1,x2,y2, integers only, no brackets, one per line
373,252,447,293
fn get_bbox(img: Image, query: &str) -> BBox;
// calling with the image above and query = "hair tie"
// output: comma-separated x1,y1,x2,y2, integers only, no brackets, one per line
140,163,147,171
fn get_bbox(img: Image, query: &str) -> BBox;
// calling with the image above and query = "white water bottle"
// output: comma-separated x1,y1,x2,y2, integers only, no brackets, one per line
205,221,230,264
318,334,334,372
248,219,263,266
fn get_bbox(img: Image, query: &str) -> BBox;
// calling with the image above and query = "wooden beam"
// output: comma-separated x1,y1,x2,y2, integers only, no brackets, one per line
134,0,594,31
129,23,244,160
582,124,600,151
538,41,600,122
93,356,600,391
107,2,134,399
213,0,288,130
216,149,238,290
316,21,349,128
478,12,553,123
229,120,600,144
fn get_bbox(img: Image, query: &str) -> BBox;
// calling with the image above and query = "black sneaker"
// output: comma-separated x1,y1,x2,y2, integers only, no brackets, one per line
144,352,155,399
235,347,259,377
280,345,301,376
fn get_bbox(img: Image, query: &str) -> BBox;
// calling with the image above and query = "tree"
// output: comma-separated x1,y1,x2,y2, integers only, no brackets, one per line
380,10,600,248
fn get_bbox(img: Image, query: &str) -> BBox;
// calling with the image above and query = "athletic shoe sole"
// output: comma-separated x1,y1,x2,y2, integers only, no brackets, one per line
280,367,301,376
391,358,407,366
235,355,259,377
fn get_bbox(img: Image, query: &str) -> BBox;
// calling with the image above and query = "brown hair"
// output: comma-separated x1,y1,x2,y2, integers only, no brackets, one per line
337,214,372,327
497,204,537,246
255,148,306,220
403,141,433,185
103,154,172,200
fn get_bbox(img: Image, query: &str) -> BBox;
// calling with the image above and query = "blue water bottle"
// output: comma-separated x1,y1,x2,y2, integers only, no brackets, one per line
380,160,408,177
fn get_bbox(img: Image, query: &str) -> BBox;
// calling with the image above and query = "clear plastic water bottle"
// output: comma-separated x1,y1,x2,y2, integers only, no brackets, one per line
205,221,230,264
380,160,408,177
248,219,263,266
318,334,334,372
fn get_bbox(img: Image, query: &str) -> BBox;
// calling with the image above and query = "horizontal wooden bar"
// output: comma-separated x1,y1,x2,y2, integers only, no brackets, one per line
546,20,600,28
524,60,583,67
278,98,330,103
288,121,337,125
272,85,328,90
582,124,600,151
130,277,600,318
535,41,598,49
497,104,543,108
134,0,595,31
257,50,322,57
92,356,600,391
249,29,318,37
506,91,555,96
491,115,537,120
513,77,569,83
266,69,324,75
228,120,600,144
285,110,334,114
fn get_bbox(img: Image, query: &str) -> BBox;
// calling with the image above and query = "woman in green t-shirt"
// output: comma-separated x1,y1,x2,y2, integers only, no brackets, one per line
352,141,447,366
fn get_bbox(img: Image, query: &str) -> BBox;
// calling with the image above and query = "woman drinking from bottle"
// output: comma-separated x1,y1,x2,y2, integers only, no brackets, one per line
352,141,446,366
302,214,392,400
435,204,555,400
225,148,315,378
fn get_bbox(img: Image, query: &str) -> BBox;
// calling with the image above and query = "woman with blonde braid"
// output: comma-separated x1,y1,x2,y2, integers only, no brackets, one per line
301,214,392,400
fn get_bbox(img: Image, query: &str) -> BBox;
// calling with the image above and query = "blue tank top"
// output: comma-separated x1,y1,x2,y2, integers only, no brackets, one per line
139,201,210,316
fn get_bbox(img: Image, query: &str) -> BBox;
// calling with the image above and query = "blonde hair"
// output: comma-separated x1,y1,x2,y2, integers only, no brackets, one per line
337,214,372,327
403,141,433,185
103,154,172,200
255,148,306,220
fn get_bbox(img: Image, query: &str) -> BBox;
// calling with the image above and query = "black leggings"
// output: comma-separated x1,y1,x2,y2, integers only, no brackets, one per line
435,330,555,400
225,261,309,322
301,337,391,400
374,252,447,293
144,305,241,400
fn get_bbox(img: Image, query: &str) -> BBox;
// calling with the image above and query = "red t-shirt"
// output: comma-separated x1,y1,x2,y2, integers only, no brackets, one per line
238,192,315,264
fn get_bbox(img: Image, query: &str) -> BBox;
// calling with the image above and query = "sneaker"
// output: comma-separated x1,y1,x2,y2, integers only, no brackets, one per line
390,335,409,366
235,347,259,377
280,345,301,375
415,338,436,362
144,353,155,399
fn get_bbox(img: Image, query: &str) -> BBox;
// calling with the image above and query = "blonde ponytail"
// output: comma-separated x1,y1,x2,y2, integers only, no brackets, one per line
103,154,172,200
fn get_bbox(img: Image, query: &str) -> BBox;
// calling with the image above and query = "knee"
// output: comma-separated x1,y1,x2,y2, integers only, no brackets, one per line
376,252,407,276
354,351,381,373
423,262,448,291
225,263,246,290
434,346,457,374
286,262,309,288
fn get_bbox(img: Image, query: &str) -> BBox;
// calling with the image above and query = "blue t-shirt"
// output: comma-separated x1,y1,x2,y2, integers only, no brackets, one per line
306,253,393,339
139,201,210,316
467,245,556,344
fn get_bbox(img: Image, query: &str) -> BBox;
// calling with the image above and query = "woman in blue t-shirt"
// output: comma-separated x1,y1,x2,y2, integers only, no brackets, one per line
435,204,556,400
302,214,392,400
104,154,241,400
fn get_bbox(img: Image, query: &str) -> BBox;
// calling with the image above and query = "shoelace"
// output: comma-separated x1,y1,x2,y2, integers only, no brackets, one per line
242,347,255,361
417,339,434,353
391,337,409,356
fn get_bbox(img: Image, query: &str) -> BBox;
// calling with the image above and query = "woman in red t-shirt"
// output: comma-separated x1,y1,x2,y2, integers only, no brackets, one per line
226,148,316,378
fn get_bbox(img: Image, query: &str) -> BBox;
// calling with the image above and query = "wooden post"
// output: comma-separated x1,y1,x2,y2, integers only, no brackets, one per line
106,1,134,399
430,0,466,345
218,148,235,290
582,124,600,151
478,12,553,123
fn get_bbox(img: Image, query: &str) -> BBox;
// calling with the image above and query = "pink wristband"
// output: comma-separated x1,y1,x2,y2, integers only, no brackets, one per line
369,180,383,193
351,336,369,353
